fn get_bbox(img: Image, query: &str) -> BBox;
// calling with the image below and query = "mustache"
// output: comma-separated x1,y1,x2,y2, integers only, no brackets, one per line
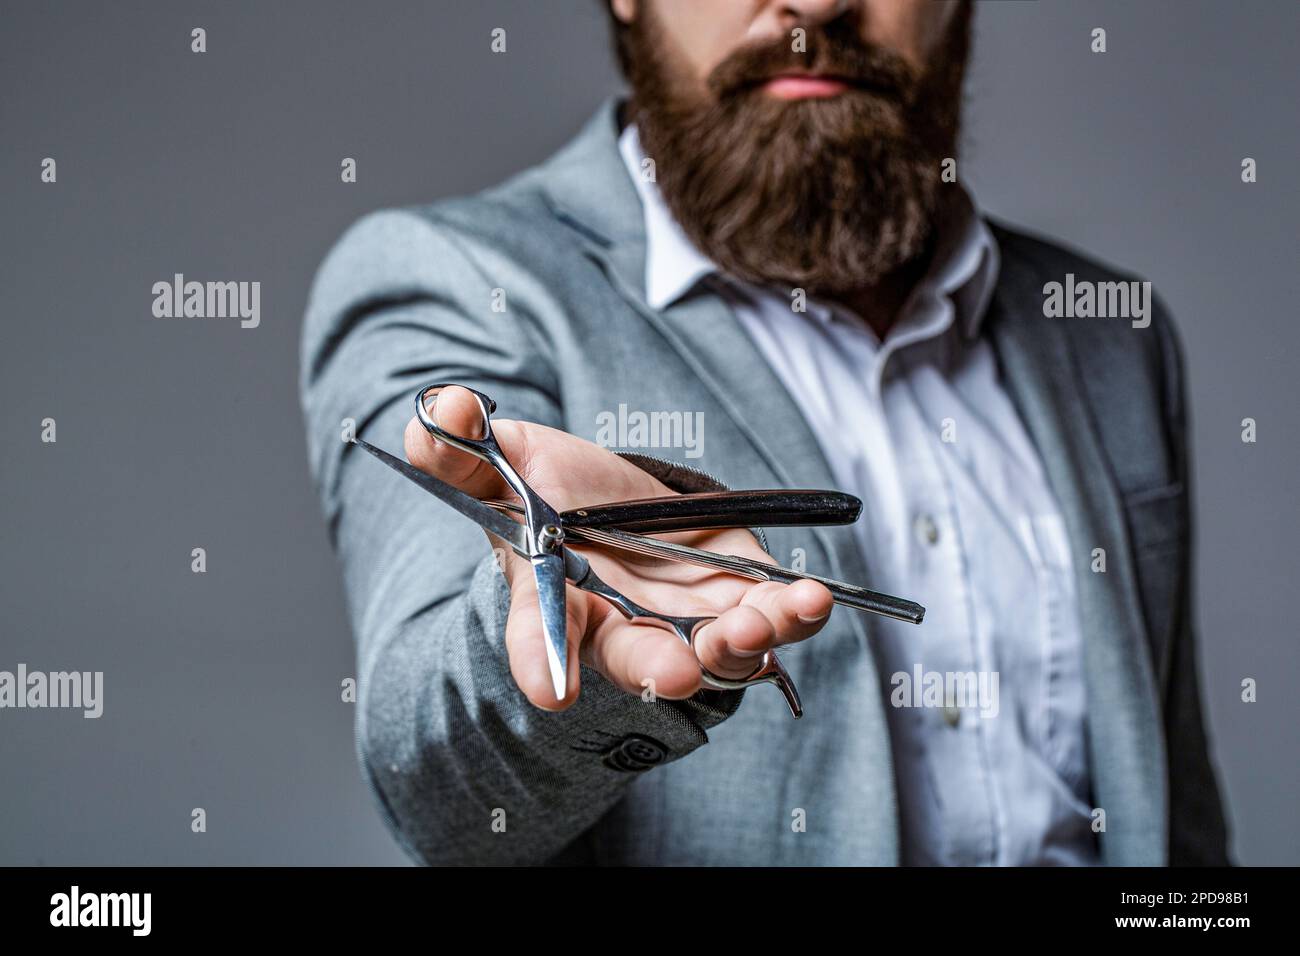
705,20,921,103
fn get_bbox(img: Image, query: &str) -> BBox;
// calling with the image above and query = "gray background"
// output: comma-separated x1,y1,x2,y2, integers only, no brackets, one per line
1,0,1295,865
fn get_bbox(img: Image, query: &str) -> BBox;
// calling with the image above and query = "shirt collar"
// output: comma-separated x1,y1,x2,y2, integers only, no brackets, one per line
618,125,718,310
618,122,1000,341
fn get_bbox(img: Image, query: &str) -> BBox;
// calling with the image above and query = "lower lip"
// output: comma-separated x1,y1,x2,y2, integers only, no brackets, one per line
762,76,852,99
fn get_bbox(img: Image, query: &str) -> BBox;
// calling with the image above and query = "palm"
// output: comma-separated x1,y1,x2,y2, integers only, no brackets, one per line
405,390,831,709
503,421,771,613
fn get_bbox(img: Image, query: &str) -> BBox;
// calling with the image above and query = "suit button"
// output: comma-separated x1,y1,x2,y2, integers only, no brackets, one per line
603,735,668,773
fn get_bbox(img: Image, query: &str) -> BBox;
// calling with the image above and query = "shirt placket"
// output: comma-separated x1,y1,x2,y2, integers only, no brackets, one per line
884,350,998,866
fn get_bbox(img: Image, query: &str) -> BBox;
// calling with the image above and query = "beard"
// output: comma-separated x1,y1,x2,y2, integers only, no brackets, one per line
623,5,972,297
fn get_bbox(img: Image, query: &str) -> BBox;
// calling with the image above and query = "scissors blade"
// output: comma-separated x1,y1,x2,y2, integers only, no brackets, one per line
531,553,570,701
353,438,531,557
559,521,926,624
357,438,572,700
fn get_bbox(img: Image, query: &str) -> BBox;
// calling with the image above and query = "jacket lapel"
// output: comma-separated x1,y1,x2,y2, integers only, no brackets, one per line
987,231,1168,864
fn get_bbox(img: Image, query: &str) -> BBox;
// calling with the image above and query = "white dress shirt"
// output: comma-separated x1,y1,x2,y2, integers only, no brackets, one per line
620,125,1098,865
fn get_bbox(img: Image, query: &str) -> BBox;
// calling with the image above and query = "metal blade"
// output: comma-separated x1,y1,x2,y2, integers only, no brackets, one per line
353,438,531,557
531,552,570,700
553,519,927,624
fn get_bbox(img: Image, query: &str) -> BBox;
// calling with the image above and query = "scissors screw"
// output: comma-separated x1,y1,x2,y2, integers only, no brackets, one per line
538,523,564,552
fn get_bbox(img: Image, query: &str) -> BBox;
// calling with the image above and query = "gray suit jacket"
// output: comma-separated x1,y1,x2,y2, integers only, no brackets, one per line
300,99,1229,866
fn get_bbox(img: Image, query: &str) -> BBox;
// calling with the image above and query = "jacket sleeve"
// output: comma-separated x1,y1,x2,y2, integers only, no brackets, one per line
299,209,745,865
1151,296,1231,865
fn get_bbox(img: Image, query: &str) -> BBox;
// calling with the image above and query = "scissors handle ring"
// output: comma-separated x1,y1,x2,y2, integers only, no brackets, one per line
575,568,802,718
415,383,500,459
416,383,564,555
679,619,803,718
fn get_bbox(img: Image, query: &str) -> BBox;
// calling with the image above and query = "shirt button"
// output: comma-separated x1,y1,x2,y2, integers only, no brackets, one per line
943,704,962,728
914,514,940,546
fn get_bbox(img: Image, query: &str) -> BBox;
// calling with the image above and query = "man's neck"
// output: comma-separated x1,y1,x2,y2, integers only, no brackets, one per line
829,239,937,341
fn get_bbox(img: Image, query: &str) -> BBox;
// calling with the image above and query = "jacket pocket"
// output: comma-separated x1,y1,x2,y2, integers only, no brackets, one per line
1122,481,1186,555
1121,481,1187,680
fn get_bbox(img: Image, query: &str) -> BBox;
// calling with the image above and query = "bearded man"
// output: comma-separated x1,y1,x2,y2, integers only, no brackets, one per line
301,0,1229,866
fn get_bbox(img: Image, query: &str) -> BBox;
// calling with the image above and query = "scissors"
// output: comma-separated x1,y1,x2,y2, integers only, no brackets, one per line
353,383,926,718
